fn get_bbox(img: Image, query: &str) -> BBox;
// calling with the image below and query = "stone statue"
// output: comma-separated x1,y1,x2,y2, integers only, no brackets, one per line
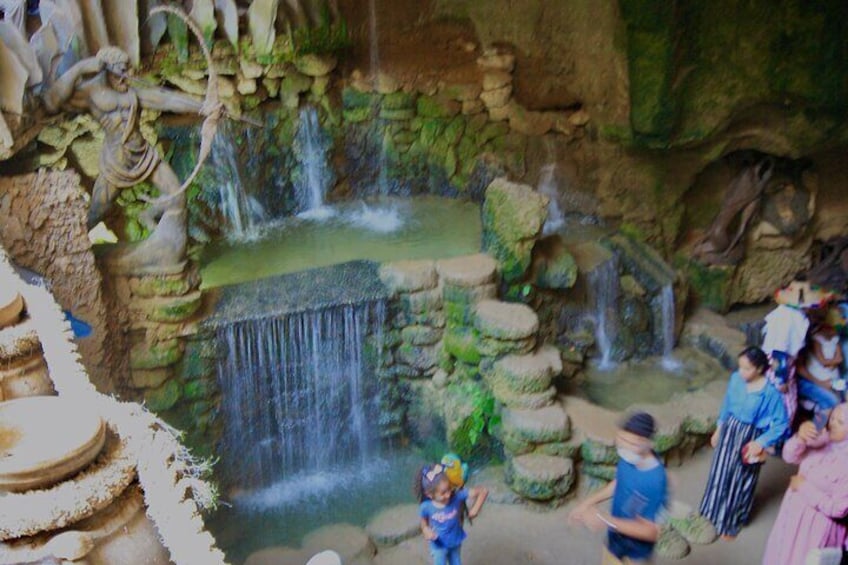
42,46,213,274
692,158,774,265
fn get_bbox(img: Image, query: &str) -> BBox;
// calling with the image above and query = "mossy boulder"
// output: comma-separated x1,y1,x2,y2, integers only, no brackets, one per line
133,291,203,323
401,325,443,346
379,260,437,293
482,178,549,282
531,236,578,290
443,327,482,365
443,283,497,306
501,404,571,443
144,378,182,412
487,345,561,395
679,257,735,313
400,288,443,315
476,335,536,358
580,438,619,465
474,299,539,340
417,95,461,119
436,254,498,287
130,339,183,370
582,463,618,482
505,454,574,501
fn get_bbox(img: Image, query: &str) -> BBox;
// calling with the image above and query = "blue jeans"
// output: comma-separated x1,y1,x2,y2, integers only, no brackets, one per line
798,378,841,411
430,544,462,565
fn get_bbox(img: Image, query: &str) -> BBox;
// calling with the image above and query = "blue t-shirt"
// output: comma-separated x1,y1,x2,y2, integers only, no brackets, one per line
607,458,667,560
419,488,469,549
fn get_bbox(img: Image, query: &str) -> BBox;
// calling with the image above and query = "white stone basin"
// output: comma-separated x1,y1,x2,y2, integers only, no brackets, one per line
0,396,105,492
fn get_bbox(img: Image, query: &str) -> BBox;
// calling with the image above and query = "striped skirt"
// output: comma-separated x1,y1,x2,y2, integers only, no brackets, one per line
698,415,763,536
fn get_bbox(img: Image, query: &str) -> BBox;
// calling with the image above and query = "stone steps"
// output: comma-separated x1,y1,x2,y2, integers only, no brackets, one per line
504,453,574,501
488,344,562,395
436,253,498,287
501,402,571,444
474,299,539,340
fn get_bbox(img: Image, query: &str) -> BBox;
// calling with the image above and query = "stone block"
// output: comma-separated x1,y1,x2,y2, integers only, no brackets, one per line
505,454,574,501
401,325,443,346
502,403,571,443
474,299,539,340
379,260,437,292
436,254,498,287
130,338,182,370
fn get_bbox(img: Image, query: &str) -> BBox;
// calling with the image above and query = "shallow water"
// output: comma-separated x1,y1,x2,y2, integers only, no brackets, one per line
577,347,725,411
207,449,424,564
201,196,482,288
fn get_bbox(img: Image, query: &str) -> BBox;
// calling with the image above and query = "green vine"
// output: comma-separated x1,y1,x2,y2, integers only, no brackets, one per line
291,7,351,56
449,381,501,460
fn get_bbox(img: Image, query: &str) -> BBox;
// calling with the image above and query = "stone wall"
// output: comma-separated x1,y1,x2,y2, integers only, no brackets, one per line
0,171,112,391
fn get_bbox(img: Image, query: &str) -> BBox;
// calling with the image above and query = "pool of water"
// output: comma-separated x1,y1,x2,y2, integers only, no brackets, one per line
576,347,725,411
208,449,424,564
201,196,482,288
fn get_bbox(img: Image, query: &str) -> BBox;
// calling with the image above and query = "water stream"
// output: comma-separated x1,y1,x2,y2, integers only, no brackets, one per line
586,257,620,370
294,106,334,220
659,284,682,371
215,300,387,488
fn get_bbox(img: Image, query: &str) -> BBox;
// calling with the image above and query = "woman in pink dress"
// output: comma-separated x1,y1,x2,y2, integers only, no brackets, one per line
762,402,848,565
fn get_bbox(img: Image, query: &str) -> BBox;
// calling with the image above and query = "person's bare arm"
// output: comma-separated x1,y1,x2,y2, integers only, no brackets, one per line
43,57,103,113
466,486,488,518
567,480,617,525
596,513,660,542
136,86,204,114
420,517,436,540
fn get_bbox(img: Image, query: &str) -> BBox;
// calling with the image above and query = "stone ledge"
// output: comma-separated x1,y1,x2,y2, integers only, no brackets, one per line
502,403,571,443
474,299,539,340
505,454,573,501
436,254,498,287
378,260,438,293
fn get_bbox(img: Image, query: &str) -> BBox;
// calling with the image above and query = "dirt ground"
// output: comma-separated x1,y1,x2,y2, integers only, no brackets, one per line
374,447,797,565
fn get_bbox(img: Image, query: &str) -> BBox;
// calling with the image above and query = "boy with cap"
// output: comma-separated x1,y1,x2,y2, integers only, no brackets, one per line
568,411,668,564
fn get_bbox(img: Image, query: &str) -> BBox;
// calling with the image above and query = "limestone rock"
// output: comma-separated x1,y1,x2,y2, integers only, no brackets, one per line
582,463,617,481
441,82,482,102
531,235,578,290
239,59,264,80
487,103,512,122
483,71,512,91
295,54,338,77
509,105,554,136
129,368,171,389
474,300,539,341
482,178,549,282
396,343,440,371
400,288,442,315
729,244,812,306
436,254,498,287
379,260,437,292
488,345,562,395
568,109,590,127
237,77,257,95
477,334,536,357
505,454,573,500
302,524,376,563
477,50,515,72
480,85,512,109
491,383,556,409
442,282,497,305
401,325,442,346
365,504,420,547
502,403,571,443
462,99,486,115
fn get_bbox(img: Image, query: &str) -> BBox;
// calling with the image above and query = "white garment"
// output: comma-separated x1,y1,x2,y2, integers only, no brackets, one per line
762,304,810,358
806,333,841,382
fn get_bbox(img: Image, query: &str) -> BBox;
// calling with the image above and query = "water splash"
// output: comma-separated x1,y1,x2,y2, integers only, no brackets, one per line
659,284,682,371
209,122,268,241
294,106,335,219
216,301,387,488
587,257,619,370
538,164,565,235
345,202,403,233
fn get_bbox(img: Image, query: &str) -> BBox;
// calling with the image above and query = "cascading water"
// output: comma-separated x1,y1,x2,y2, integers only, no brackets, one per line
659,284,682,371
209,122,268,240
215,300,387,489
587,257,620,370
293,106,334,219
538,164,565,236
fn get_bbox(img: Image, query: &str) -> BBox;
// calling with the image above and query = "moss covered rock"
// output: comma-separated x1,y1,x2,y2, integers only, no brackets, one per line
130,339,183,370
443,327,482,365
482,178,549,282
474,299,539,340
502,404,571,443
417,95,462,119
505,454,574,501
144,378,182,412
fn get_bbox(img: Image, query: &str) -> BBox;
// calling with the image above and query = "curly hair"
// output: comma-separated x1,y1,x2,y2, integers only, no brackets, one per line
96,47,130,69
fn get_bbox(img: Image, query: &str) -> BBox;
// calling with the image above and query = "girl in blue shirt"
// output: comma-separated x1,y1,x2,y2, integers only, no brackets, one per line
699,346,790,539
417,463,488,565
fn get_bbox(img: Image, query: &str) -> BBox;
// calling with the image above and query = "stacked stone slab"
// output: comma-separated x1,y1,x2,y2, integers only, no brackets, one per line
103,264,219,455
379,259,444,379
477,48,515,122
472,299,575,501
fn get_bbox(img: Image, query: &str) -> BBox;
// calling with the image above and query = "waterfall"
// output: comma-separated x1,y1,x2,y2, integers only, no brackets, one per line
538,164,565,235
294,107,334,219
659,284,682,371
215,300,387,488
209,122,268,240
587,257,619,370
